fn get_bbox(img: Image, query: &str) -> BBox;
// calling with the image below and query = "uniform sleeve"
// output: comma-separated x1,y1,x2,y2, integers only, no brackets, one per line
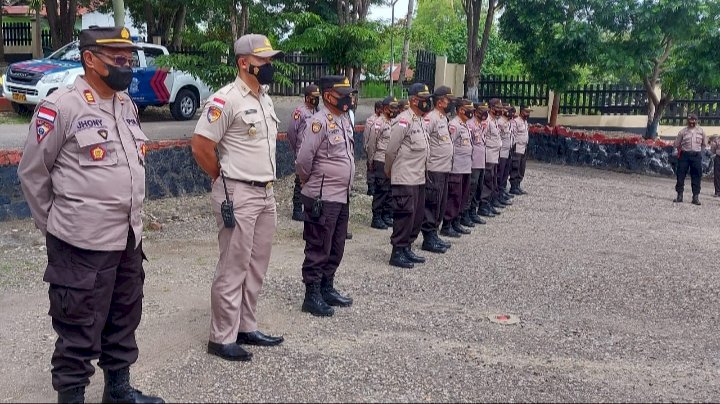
385,121,406,177
449,121,459,144
17,101,67,235
296,118,324,182
366,122,381,162
701,129,707,149
362,116,374,148
287,110,299,154
193,95,233,143
674,130,683,149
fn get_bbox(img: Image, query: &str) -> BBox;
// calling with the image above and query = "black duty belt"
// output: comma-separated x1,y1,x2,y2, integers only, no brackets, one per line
229,178,273,188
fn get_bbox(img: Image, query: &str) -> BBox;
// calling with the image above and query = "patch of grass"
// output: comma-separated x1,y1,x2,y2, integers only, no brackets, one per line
0,113,31,125
360,81,407,99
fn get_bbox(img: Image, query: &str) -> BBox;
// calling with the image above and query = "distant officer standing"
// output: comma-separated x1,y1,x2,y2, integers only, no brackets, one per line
711,135,720,197
364,101,383,195
496,105,514,207
510,106,531,195
367,96,399,229
385,83,432,268
296,75,356,317
479,98,503,217
18,27,163,403
420,86,456,253
288,84,320,221
673,113,706,205
443,99,475,235
192,34,284,361
464,102,489,224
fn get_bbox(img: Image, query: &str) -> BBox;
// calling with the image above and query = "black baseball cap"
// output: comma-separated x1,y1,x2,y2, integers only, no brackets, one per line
319,75,355,95
408,83,431,98
382,96,399,106
303,84,320,96
433,85,455,99
79,26,139,49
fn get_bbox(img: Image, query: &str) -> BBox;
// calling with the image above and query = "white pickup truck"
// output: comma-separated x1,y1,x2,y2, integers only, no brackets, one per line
1,40,211,120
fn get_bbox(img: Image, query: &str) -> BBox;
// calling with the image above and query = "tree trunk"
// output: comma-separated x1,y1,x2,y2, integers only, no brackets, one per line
399,0,414,83
44,0,61,50
475,0,495,72
144,1,155,37
229,0,238,39
464,0,481,99
646,96,671,139
549,91,560,127
352,66,361,88
0,7,5,64
239,1,249,36
170,5,186,48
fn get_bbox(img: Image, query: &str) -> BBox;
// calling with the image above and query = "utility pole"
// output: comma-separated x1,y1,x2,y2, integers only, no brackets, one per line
389,0,399,96
112,0,125,27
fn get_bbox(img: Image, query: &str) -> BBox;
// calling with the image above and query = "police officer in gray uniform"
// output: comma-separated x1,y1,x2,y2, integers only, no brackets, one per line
364,101,383,195
367,96,399,229
18,26,163,404
673,113,707,205
288,84,320,221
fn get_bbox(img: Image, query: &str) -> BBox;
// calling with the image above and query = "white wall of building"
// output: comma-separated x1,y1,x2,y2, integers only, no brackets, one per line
81,10,146,37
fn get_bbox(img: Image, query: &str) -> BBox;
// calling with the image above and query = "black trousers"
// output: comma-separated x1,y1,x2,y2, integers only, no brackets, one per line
366,160,375,190
371,161,392,217
420,171,449,235
497,157,511,192
444,173,470,221
293,174,302,208
391,184,425,247
481,163,498,204
714,155,720,195
675,151,702,195
466,168,484,211
44,231,144,392
510,152,528,187
301,195,349,284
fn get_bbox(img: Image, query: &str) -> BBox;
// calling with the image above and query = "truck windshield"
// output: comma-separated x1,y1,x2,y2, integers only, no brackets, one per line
47,42,82,62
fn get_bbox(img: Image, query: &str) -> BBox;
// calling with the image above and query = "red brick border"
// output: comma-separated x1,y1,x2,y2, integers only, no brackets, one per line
529,124,673,147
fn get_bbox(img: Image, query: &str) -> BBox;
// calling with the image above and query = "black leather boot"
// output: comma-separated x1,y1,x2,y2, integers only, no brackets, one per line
292,203,303,221
478,203,495,217
517,186,527,195
469,208,486,224
302,282,334,316
673,193,683,203
371,214,388,229
404,246,426,263
433,232,452,249
382,213,394,227
321,278,353,307
460,210,476,227
489,202,502,215
692,194,701,205
102,368,164,404
421,232,447,254
440,222,461,238
492,198,505,209
504,190,515,199
509,185,522,195
389,246,414,268
58,386,85,404
452,218,471,235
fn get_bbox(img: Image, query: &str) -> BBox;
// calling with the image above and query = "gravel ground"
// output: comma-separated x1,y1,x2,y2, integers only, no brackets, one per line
1,161,719,403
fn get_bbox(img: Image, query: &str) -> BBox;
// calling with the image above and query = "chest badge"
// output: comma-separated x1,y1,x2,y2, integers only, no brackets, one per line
329,122,337,129
293,111,300,121
312,121,322,133
90,145,107,161
248,124,257,137
333,135,342,143
98,129,108,140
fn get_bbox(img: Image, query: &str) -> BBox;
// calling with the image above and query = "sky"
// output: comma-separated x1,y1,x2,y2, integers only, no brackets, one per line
368,0,411,22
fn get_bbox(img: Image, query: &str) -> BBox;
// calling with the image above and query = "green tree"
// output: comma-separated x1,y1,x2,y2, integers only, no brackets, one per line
594,0,720,138
500,0,601,126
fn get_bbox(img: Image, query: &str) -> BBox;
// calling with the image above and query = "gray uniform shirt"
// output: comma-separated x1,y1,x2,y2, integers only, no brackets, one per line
513,117,529,155
287,103,316,156
424,108,454,173
468,118,487,169
363,113,379,156
498,116,512,158
385,109,429,185
366,115,392,163
674,126,706,152
484,116,502,165
296,106,356,204
18,76,146,251
448,116,473,174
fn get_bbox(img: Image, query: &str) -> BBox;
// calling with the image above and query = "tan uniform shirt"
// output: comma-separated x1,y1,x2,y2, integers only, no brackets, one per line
498,116,512,158
674,126,706,152
18,76,147,251
287,103,316,156
367,115,392,163
424,108,454,173
385,109,429,185
513,117,529,155
485,116,502,165
468,118,487,169
296,107,356,204
363,113,379,155
448,116,473,174
194,77,279,182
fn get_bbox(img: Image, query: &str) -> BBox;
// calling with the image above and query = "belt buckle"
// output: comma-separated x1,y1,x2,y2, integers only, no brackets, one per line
265,181,273,189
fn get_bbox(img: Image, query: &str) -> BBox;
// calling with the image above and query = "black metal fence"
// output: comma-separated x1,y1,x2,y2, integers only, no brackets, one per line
268,53,331,96
414,50,436,90
478,75,550,107
663,93,720,126
559,84,647,115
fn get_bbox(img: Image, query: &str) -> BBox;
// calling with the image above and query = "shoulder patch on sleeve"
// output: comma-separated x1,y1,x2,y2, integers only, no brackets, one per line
449,124,457,134
293,111,301,120
311,121,322,133
398,119,409,128
207,106,222,123
210,97,226,109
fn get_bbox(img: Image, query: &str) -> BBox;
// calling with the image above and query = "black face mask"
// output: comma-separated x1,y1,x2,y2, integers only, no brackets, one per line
417,98,433,113
307,96,319,109
386,107,399,119
99,63,133,92
335,94,353,112
443,100,456,114
462,109,474,120
249,62,275,85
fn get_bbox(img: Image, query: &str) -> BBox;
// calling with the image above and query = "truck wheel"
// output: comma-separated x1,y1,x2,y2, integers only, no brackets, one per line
170,89,198,121
11,102,32,116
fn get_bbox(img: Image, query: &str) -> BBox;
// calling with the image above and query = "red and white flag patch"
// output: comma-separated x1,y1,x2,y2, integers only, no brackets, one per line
37,106,57,123
398,119,409,128
210,97,226,109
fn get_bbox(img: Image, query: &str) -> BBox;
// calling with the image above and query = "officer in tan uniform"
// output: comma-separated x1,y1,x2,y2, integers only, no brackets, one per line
296,75,356,317
673,113,707,205
510,106,531,195
479,98,503,217
385,83,432,268
18,26,163,404
442,99,474,236
288,84,320,221
367,96,399,229
364,101,383,195
710,135,720,197
192,34,284,362
464,103,489,224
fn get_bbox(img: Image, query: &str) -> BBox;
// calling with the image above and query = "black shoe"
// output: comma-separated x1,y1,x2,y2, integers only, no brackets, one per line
692,195,701,205
404,246,426,263
504,190,514,199
421,238,447,254
389,246,414,268
501,197,513,206
292,204,304,221
478,205,495,217
321,278,353,307
509,186,522,195
102,368,166,403
492,199,505,209
236,331,284,346
382,214,394,227
460,211,476,227
489,204,502,215
673,193,683,203
470,210,486,224
518,186,528,195
302,282,335,316
452,219,471,235
58,386,85,404
371,215,388,229
440,223,461,238
346,231,353,240
366,186,375,196
207,341,253,362
433,232,452,249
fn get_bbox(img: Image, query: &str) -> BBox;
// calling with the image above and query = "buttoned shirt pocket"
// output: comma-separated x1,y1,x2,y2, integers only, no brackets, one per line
240,111,265,138
409,128,427,151
75,130,118,167
327,129,347,158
